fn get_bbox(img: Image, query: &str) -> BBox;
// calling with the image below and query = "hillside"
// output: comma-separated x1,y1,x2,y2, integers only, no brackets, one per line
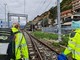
49,0,73,25
61,0,73,12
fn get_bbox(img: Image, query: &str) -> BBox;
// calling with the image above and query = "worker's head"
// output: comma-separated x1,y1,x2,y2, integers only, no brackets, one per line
12,22,20,29
11,22,20,33
71,21,80,29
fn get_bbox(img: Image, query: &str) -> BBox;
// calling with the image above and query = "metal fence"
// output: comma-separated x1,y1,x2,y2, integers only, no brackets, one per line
42,26,72,34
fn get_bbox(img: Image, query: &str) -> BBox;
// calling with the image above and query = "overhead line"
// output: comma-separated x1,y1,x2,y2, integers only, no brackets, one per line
36,0,47,14
42,0,52,14
31,0,47,16
0,4,5,9
29,0,47,20
1,0,9,13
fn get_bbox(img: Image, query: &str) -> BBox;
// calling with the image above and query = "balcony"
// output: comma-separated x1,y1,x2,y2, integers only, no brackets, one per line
74,4,80,10
72,0,80,4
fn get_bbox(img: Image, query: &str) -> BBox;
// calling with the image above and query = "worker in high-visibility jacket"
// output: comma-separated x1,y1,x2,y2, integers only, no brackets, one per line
58,21,80,60
11,23,29,60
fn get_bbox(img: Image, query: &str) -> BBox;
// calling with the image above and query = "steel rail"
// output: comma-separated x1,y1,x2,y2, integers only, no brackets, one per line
25,31,60,55
22,30,44,60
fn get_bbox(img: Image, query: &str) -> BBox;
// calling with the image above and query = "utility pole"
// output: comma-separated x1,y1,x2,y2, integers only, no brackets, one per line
42,18,44,32
4,3,7,28
24,0,25,14
57,0,61,41
32,22,33,32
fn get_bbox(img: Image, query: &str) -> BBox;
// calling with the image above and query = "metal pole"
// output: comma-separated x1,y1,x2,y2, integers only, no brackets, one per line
18,17,20,23
32,22,33,32
42,19,44,32
57,0,61,41
4,3,7,28
8,13,9,27
24,0,25,14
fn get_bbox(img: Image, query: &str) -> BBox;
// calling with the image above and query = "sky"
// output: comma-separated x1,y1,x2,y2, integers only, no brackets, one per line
0,0,62,22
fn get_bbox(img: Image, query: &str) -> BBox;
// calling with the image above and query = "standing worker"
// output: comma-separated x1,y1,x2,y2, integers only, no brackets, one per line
58,21,80,60
11,23,29,60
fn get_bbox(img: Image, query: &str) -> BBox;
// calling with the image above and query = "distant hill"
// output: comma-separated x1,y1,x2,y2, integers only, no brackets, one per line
32,0,73,26
49,0,73,25
61,0,73,12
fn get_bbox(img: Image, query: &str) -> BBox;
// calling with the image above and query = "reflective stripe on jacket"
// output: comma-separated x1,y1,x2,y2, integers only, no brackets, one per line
15,32,29,60
64,29,80,60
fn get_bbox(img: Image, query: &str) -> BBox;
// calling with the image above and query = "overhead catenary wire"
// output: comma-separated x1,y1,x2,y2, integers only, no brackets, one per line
28,0,47,20
0,0,7,9
33,0,53,16
0,0,9,13
1,0,7,3
30,0,47,17
0,0,9,22
0,4,5,9
41,0,53,13
0,4,5,13
35,0,47,14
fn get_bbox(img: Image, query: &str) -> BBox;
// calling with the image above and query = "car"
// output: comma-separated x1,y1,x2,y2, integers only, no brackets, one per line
0,28,14,60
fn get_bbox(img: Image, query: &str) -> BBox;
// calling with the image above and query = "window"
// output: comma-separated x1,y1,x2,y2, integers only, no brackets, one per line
1,21,2,23
1,25,2,27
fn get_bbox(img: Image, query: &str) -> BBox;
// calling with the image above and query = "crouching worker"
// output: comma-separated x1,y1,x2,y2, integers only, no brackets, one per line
7,23,29,60
57,21,80,60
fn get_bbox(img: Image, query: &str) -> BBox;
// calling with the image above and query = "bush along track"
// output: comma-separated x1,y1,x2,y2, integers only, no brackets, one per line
31,31,69,51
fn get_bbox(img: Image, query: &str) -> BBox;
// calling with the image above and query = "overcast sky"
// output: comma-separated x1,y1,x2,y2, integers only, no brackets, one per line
0,0,62,21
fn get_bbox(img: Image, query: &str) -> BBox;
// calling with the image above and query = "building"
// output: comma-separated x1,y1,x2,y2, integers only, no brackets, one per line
72,0,80,13
0,19,8,28
61,0,80,25
61,9,73,23
32,11,50,29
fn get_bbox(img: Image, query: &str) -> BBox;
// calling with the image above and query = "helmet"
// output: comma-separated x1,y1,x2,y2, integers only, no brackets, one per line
71,21,80,29
12,23,20,29
11,22,20,33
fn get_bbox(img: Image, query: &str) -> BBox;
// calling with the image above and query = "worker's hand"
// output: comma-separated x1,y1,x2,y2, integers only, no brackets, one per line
57,53,68,60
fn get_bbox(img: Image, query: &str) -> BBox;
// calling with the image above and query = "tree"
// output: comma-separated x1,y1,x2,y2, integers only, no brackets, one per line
48,0,73,26
41,18,48,27
49,7,57,26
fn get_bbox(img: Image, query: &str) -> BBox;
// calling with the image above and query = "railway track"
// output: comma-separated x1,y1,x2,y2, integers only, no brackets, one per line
22,30,59,60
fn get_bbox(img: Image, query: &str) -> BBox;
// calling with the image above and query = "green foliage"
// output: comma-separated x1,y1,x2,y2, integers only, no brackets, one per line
41,18,49,27
32,31,58,40
52,42,60,47
60,34,69,46
32,31,69,46
61,0,73,12
49,7,57,20
49,0,73,25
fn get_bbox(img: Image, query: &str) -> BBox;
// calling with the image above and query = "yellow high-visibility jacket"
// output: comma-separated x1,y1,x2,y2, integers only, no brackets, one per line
64,29,80,60
11,27,29,60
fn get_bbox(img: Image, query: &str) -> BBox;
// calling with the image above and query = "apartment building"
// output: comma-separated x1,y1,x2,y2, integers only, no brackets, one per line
0,20,6,28
72,0,80,12
72,0,80,19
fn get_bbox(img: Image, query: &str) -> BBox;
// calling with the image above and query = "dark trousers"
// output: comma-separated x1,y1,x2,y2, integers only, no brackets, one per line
73,58,76,60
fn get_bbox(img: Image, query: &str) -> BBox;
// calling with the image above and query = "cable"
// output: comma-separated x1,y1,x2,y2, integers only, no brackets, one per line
42,0,52,13
1,0,9,13
28,0,47,20
35,0,47,14
36,0,46,13
0,6,5,12
0,4,5,9
30,0,47,15
2,0,7,4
